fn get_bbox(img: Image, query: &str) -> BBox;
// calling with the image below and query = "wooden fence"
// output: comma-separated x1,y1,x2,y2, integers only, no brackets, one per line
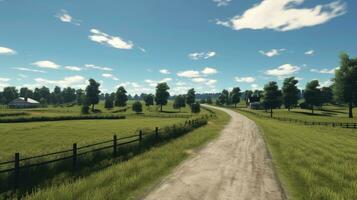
238,109,357,129
0,116,211,192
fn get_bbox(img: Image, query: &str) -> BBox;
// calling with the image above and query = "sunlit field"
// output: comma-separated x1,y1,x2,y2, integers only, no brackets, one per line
237,110,357,200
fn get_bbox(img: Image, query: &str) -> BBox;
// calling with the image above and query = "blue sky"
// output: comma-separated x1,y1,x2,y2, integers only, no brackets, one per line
1,0,356,95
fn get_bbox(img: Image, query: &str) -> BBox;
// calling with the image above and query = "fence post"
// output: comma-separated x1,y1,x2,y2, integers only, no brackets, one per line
113,135,117,156
139,130,143,142
155,127,159,137
72,143,77,169
14,153,20,190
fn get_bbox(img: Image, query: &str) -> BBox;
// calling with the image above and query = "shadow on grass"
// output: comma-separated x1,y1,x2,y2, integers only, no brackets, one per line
291,110,333,117
0,120,207,199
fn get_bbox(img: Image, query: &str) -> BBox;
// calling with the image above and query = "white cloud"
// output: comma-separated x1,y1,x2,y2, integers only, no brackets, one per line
177,70,201,78
235,76,256,83
206,79,217,85
13,67,46,73
89,29,133,50
192,77,207,83
251,84,261,90
0,46,17,55
305,50,315,55
144,78,172,87
188,51,216,60
138,46,146,53
34,75,86,88
265,64,301,77
159,69,171,74
213,0,232,7
176,81,187,86
85,64,113,71
259,48,285,57
65,66,82,71
55,9,81,26
102,73,119,81
310,67,336,74
160,78,172,83
0,77,10,82
319,80,333,88
32,60,60,69
216,0,346,31
201,67,218,75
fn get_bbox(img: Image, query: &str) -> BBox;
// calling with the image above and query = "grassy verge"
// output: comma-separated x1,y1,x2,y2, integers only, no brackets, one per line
236,109,357,200
24,109,229,200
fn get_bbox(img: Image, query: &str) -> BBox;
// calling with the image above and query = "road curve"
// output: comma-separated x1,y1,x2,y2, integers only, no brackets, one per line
143,105,285,200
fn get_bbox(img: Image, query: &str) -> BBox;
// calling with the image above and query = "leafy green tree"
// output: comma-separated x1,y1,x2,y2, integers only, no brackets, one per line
104,94,114,110
244,90,253,106
321,86,333,105
218,89,229,105
132,101,143,113
143,94,154,107
85,79,101,111
304,80,322,114
282,77,300,111
2,87,18,104
191,102,201,113
173,95,186,111
20,87,33,99
262,82,282,117
76,89,85,105
155,82,170,112
115,86,128,107
39,86,50,103
186,88,195,106
81,104,90,114
206,96,213,104
0,92,5,104
62,87,76,103
334,53,357,118
230,87,241,108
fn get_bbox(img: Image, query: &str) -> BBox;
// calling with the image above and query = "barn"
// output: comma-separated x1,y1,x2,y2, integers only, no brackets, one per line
8,97,40,109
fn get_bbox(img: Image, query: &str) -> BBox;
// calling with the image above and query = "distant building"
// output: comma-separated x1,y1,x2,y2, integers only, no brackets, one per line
8,97,40,109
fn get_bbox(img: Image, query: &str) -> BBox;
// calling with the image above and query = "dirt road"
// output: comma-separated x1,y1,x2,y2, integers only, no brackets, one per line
143,105,285,200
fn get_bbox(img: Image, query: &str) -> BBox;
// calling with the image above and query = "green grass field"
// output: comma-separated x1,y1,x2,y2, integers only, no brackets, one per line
236,110,357,200
238,104,357,123
22,108,229,200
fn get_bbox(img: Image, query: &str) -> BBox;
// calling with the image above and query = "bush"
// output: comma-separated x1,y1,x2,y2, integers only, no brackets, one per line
299,102,310,109
132,101,143,113
191,102,201,113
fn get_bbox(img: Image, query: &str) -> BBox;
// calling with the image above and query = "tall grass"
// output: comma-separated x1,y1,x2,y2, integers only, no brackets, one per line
239,110,357,200
23,109,229,200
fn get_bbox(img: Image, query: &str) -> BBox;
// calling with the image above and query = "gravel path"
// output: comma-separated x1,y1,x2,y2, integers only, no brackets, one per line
143,105,285,200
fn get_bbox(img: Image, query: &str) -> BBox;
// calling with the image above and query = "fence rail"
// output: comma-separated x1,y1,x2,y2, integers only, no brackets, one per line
238,108,357,129
0,115,212,192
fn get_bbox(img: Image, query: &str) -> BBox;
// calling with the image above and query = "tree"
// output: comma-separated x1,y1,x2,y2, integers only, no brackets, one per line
143,94,154,107
321,86,333,105
334,53,357,118
230,87,241,108
76,89,85,105
132,101,143,113
218,89,229,105
104,94,114,110
282,77,299,111
173,95,186,111
206,96,213,104
62,87,76,103
262,82,282,118
39,86,50,103
155,82,170,112
304,80,322,114
115,86,128,107
2,87,18,104
186,88,195,106
191,102,201,113
85,79,101,111
20,87,33,99
244,90,253,106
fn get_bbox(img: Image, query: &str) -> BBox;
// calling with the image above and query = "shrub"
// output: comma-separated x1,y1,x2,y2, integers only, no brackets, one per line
132,101,143,113
191,102,201,113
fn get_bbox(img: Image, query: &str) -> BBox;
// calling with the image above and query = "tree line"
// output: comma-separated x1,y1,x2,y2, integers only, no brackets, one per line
211,53,356,118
